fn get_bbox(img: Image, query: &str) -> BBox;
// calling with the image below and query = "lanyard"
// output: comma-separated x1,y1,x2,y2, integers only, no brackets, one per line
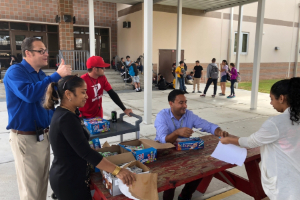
171,118,183,130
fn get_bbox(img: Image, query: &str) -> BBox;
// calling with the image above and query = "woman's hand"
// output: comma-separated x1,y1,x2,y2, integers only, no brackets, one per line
219,135,240,145
116,168,136,186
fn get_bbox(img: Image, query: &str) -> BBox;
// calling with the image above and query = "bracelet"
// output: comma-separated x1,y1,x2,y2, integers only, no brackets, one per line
111,166,121,176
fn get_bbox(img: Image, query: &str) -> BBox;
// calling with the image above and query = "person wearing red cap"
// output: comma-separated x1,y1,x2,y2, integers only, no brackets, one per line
79,56,132,118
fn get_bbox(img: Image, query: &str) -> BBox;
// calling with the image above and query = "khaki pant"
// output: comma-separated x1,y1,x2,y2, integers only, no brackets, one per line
193,77,201,91
9,130,50,200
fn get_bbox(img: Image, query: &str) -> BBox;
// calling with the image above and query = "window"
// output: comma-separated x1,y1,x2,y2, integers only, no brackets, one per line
30,24,46,32
0,31,10,50
10,22,29,31
234,32,249,54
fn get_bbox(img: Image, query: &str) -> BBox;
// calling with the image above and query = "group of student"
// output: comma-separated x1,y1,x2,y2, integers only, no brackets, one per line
4,36,300,200
173,58,239,98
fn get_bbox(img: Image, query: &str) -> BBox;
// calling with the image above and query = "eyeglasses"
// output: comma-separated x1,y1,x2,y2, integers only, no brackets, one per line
63,74,78,90
27,49,48,55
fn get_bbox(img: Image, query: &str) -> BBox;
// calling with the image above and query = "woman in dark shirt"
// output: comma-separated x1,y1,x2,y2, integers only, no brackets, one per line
43,75,135,200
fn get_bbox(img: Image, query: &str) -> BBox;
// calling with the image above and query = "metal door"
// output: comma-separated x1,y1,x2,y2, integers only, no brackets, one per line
159,49,184,83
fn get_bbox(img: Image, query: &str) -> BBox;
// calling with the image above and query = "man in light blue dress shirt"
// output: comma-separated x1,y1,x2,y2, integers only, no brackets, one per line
154,89,228,200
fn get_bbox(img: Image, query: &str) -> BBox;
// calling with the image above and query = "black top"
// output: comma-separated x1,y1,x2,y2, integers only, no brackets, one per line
49,107,103,199
194,65,203,78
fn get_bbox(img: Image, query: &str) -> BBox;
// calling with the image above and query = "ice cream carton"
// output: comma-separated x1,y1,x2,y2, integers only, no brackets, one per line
83,117,110,135
175,137,205,151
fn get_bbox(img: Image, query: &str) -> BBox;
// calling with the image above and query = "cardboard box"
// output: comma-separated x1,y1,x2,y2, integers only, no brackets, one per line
175,138,205,150
83,117,110,134
119,139,175,164
101,154,149,196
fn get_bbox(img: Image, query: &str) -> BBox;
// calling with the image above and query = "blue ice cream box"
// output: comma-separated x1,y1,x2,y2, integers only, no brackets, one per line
119,139,174,164
83,117,110,135
175,137,204,151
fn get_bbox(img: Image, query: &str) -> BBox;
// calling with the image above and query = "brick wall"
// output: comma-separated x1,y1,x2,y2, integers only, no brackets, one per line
0,0,57,22
73,0,117,57
0,0,117,56
58,0,74,50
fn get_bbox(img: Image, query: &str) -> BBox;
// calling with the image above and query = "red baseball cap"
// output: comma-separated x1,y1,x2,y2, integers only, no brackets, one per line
86,56,110,69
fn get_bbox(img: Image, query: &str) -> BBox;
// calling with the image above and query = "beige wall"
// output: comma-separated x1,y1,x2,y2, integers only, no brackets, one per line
117,0,300,78
117,9,144,62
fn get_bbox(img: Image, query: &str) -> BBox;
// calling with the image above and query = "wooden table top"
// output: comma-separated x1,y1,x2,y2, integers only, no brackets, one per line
91,135,260,200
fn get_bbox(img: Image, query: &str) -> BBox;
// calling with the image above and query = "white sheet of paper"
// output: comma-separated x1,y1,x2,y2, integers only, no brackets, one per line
211,141,247,166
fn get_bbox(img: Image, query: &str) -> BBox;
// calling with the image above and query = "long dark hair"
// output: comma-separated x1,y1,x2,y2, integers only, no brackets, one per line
270,77,300,124
43,75,85,110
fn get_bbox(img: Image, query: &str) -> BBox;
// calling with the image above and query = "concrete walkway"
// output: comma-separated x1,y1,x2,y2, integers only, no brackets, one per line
0,83,277,200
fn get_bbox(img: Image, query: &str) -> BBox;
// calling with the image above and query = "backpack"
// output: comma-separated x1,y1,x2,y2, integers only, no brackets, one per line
128,66,135,77
181,67,186,78
210,64,219,79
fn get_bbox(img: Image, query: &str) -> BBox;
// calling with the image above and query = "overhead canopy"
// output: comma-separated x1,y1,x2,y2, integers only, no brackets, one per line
97,0,258,12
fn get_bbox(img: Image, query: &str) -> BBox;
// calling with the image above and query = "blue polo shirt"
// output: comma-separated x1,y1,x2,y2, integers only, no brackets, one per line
4,59,61,131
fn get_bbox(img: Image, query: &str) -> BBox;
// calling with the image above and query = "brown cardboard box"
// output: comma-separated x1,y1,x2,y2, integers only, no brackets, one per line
119,139,175,163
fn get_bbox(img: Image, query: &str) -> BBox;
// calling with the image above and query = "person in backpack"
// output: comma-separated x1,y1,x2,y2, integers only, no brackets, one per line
227,63,238,98
130,62,142,92
157,74,168,90
200,58,219,98
175,61,188,94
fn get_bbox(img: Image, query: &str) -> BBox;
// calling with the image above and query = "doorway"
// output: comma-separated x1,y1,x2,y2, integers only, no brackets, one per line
11,31,46,62
159,49,184,83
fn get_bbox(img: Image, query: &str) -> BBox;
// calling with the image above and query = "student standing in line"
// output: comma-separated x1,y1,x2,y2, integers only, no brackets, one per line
227,63,238,98
220,78,300,200
219,60,228,96
200,58,219,98
192,60,203,93
175,61,188,94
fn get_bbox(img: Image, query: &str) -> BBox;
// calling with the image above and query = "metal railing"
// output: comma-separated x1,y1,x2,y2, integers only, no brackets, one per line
58,50,90,71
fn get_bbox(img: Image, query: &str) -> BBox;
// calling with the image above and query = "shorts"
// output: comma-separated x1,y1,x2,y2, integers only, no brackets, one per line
220,75,227,82
132,76,140,83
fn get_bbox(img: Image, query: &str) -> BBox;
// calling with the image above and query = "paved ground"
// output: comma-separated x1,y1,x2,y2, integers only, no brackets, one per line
0,82,278,200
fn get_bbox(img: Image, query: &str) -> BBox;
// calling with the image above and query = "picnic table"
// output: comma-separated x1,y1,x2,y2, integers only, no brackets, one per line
91,135,266,200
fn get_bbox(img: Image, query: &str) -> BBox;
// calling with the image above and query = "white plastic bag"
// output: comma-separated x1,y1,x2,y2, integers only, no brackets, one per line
118,179,139,200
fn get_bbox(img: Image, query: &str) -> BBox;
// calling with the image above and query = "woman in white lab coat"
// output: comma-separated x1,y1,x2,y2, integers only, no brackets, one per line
220,77,300,200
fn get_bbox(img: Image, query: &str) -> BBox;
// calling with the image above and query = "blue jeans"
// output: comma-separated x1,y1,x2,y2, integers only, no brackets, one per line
230,79,237,95
178,77,185,91
137,65,143,73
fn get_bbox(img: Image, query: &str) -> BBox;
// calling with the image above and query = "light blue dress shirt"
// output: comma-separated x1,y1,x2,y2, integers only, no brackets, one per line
154,108,219,143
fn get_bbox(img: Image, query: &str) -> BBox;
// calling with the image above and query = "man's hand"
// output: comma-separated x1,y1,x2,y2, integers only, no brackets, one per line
124,109,132,117
57,59,72,77
176,127,194,138
214,127,229,137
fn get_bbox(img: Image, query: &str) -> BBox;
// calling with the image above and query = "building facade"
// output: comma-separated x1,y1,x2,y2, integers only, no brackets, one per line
117,0,300,82
0,0,117,69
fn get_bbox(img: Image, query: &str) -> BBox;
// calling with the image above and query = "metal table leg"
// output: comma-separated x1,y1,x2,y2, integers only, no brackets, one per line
120,134,123,142
136,131,140,139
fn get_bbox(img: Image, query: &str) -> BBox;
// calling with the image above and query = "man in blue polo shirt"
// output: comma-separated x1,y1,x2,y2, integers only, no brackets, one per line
4,37,72,200
154,89,228,200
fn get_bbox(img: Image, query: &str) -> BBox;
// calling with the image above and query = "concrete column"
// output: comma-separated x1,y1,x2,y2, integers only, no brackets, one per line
250,0,265,110
235,5,243,88
227,7,234,63
175,0,182,89
88,0,95,56
143,0,153,124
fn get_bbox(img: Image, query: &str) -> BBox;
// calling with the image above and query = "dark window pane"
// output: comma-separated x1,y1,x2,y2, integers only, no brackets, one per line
48,51,58,59
242,34,248,53
16,53,23,63
0,31,11,50
10,22,29,31
84,27,89,34
48,34,59,52
73,27,84,34
95,28,100,35
100,28,109,35
234,33,237,53
0,22,9,30
0,52,11,69
30,24,46,32
15,35,26,50
47,25,58,32
48,58,57,68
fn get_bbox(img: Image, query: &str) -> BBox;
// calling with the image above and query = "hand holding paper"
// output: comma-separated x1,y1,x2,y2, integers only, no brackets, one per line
211,141,247,166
